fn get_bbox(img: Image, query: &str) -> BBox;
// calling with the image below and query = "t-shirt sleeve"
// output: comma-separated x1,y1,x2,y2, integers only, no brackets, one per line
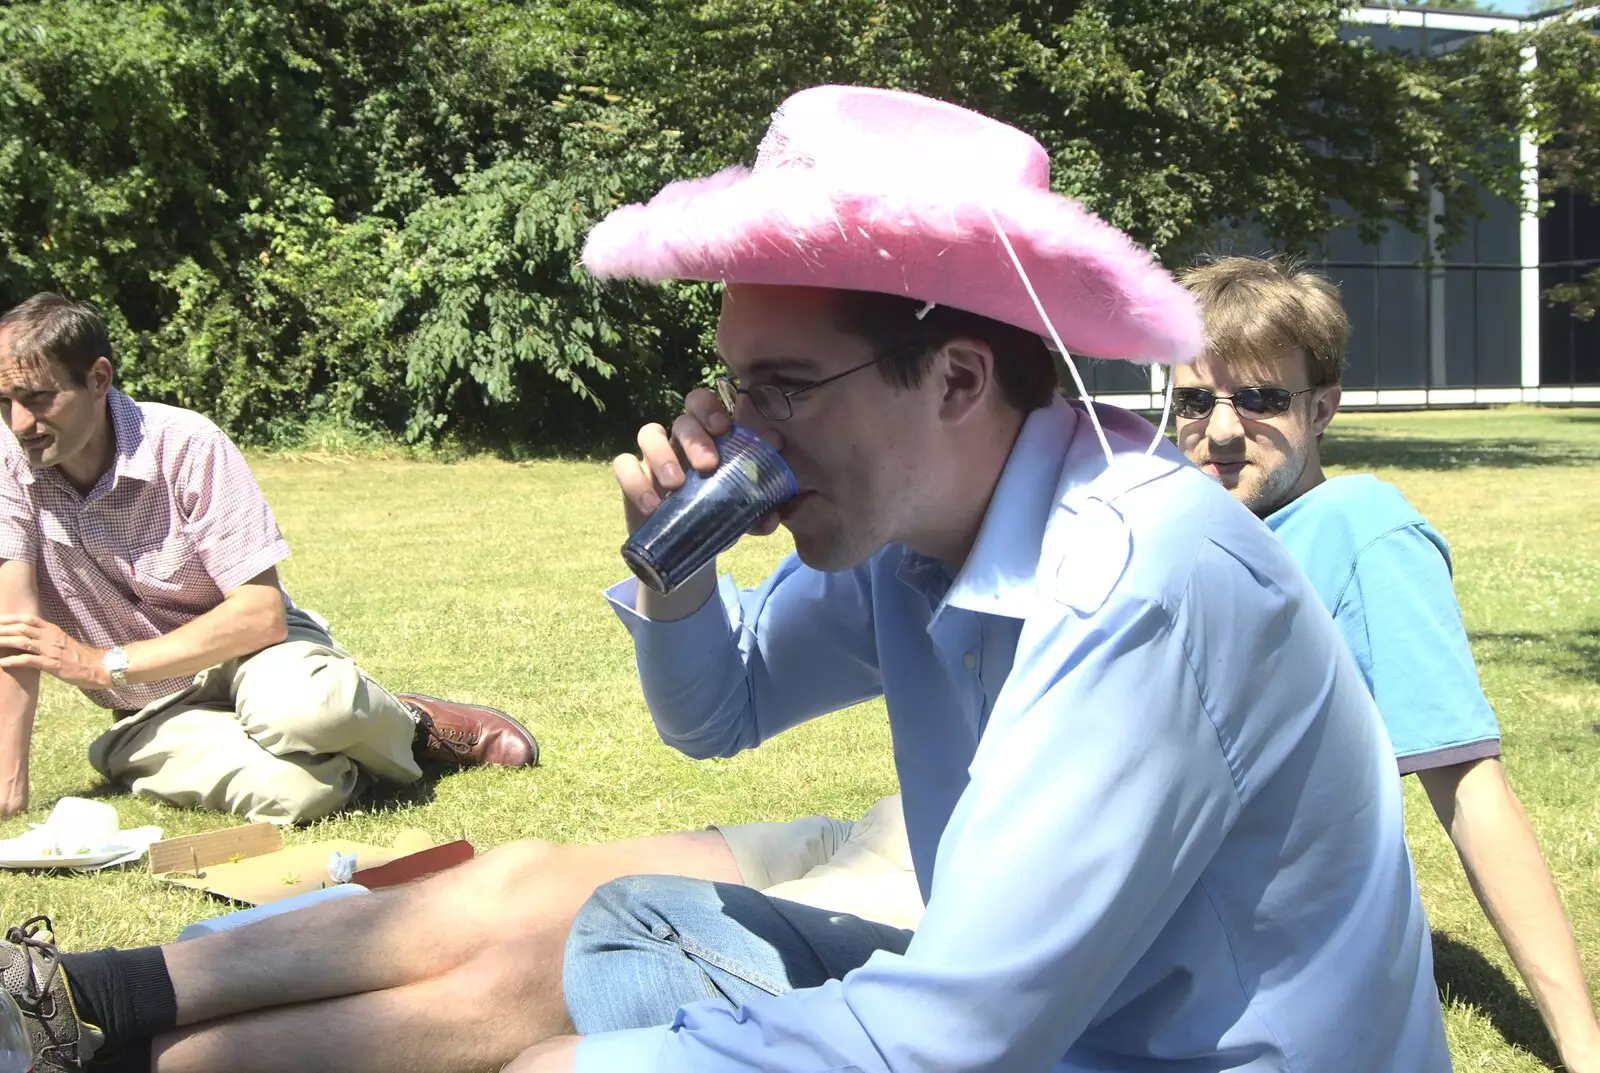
1334,524,1500,773
177,431,291,593
0,466,38,565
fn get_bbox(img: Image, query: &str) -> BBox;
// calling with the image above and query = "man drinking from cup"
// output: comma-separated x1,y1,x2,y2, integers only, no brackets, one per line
508,84,1453,1072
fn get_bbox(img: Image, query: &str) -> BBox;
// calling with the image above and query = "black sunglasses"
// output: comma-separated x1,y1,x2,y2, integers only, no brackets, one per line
1173,386,1314,420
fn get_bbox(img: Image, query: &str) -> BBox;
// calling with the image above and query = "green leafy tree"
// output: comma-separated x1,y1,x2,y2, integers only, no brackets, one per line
376,89,706,445
0,0,1557,449
561,0,1530,257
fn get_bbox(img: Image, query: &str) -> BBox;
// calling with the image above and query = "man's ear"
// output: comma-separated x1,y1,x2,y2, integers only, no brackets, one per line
87,356,114,396
1310,384,1340,438
936,338,995,425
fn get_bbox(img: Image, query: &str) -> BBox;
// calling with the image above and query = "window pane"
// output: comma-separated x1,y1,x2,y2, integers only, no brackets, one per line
1574,190,1600,264
1474,268,1520,386
1084,357,1152,394
1322,221,1373,265
1540,265,1575,385
1057,355,1151,397
1349,25,1424,55
1540,187,1575,266
1377,267,1427,387
1576,309,1600,385
1444,191,1478,265
1477,193,1521,267
1326,265,1379,389
1378,223,1426,266
1444,268,1477,387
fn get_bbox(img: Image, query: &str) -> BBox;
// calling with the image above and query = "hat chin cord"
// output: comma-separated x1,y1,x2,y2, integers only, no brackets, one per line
980,205,1175,464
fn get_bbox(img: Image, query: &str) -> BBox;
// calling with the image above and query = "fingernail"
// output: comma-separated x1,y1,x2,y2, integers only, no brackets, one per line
661,463,681,483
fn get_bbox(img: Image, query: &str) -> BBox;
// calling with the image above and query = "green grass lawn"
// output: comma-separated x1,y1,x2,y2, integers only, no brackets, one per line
2,405,1597,1070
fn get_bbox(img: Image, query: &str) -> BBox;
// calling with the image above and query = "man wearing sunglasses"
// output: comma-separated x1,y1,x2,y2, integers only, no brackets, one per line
1174,255,1600,1073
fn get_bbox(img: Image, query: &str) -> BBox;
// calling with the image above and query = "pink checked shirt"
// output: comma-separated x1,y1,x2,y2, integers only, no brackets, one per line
0,390,292,710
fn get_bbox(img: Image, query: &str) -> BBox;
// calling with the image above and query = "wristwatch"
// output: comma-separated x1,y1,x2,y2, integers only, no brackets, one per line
101,646,129,689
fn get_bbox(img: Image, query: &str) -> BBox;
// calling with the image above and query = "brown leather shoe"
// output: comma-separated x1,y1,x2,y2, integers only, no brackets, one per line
401,694,539,768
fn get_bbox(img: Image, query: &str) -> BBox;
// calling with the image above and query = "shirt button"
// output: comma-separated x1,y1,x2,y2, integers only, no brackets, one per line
963,652,977,670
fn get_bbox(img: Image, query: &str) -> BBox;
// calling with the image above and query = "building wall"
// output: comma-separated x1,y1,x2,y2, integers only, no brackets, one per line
1070,5,1599,409
1314,182,1525,392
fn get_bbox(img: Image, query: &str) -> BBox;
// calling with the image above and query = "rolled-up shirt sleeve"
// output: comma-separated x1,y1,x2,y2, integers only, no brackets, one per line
606,553,885,760
589,591,1242,1072
0,468,37,565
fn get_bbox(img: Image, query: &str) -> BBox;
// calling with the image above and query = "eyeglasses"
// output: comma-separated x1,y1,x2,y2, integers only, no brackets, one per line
1173,386,1314,420
715,348,909,422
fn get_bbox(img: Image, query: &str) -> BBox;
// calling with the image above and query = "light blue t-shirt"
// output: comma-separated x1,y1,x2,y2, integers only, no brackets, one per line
587,402,1449,1073
1267,474,1501,773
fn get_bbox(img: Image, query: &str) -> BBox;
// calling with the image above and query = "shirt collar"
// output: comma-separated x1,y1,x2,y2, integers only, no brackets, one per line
107,389,156,485
924,398,1080,621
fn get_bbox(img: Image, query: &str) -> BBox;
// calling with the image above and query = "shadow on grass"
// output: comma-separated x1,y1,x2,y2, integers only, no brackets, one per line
1432,930,1560,1069
352,766,445,812
1321,429,1600,471
37,775,444,830
1547,410,1600,427
51,780,122,803
1473,628,1600,686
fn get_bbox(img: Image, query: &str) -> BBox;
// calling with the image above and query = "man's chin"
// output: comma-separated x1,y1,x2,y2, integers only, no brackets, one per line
789,529,875,574
1233,481,1289,518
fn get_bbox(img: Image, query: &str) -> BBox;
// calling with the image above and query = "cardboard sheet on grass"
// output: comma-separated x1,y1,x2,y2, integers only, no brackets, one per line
150,823,474,905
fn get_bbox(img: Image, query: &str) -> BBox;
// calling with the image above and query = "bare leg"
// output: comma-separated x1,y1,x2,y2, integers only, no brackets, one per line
150,830,740,1073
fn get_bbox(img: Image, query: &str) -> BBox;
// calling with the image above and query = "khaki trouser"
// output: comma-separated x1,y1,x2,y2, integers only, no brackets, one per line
87,609,422,824
715,794,925,931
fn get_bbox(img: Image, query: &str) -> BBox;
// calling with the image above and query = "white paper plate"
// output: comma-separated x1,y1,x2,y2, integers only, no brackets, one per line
0,825,163,871
0,845,135,870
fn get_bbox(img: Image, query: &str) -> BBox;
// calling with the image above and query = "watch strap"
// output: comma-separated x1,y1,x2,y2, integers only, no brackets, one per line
101,646,129,688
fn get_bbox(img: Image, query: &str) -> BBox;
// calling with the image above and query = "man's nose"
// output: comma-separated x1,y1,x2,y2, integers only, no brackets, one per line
1205,400,1246,444
8,405,34,438
732,397,785,453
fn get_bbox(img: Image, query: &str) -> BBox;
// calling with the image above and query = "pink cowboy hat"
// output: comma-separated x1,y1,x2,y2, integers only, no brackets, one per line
581,85,1202,363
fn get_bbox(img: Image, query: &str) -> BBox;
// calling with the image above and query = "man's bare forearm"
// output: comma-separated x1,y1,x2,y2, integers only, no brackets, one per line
1421,758,1600,1069
0,666,40,816
0,559,42,815
120,578,288,686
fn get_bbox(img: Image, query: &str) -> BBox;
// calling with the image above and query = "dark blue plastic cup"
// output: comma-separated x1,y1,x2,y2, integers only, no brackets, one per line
621,425,799,595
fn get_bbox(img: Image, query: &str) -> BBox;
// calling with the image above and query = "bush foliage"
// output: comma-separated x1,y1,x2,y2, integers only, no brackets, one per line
0,0,1557,449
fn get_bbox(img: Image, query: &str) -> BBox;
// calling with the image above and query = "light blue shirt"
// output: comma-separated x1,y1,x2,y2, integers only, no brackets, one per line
589,400,1449,1073
1268,475,1501,773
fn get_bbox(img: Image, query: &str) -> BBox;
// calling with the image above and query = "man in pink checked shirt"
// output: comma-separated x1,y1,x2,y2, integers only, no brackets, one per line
0,292,539,824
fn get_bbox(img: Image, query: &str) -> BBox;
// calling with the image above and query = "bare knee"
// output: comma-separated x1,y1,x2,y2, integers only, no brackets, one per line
474,838,563,899
452,936,573,1049
426,838,568,933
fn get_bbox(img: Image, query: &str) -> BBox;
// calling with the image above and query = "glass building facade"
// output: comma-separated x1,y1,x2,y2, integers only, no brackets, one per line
1071,5,1600,409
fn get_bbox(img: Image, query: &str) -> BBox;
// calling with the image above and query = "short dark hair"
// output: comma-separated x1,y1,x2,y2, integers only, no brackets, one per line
0,293,114,385
833,290,1058,414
